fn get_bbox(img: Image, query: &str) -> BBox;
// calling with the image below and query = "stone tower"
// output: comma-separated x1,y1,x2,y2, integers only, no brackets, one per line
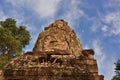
2,20,104,80
33,20,82,56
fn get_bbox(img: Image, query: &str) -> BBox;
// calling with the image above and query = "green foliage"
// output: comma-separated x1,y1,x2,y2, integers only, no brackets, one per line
112,60,120,80
0,18,31,57
0,54,12,70
0,18,31,70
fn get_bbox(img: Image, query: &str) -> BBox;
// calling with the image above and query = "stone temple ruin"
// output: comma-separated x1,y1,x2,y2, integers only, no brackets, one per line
2,20,104,80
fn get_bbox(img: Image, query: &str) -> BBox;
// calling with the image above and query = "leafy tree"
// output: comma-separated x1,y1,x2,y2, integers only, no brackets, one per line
112,60,120,80
0,54,12,70
0,18,31,69
0,18,31,56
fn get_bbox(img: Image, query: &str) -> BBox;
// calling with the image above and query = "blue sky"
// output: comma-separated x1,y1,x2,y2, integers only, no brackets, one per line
0,0,120,80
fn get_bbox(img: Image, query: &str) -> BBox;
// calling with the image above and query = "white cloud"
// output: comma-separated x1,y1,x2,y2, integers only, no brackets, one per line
102,12,120,36
90,0,120,36
101,25,108,32
91,19,101,32
91,12,120,36
91,24,98,32
104,12,120,24
102,0,120,36
5,0,86,32
6,0,61,18
61,0,85,27
25,24,38,33
103,60,115,80
83,45,90,49
92,40,115,80
106,0,120,11
8,11,25,26
0,7,26,28
32,0,61,18
0,9,7,21
92,40,106,63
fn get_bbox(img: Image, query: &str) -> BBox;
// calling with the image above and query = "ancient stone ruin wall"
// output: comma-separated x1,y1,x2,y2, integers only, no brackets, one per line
2,20,104,80
33,20,82,56
3,50,104,80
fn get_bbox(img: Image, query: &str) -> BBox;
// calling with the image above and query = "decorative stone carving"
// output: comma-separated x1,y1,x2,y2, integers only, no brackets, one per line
33,20,82,56
3,20,104,80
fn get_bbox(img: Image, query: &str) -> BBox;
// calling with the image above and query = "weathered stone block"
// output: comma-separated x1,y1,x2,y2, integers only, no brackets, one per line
3,20,104,80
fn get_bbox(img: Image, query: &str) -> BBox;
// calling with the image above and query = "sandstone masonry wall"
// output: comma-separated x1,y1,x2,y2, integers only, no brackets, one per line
2,20,104,80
